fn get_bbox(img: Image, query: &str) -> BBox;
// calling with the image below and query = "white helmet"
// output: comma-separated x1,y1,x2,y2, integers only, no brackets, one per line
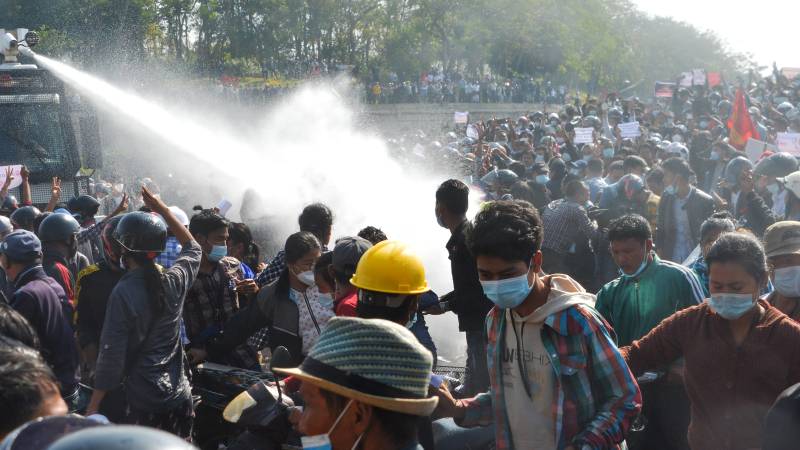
167,206,190,227
780,171,800,199
666,142,689,160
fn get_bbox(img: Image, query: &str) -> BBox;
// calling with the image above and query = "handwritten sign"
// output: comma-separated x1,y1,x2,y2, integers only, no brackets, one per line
0,165,23,191
466,124,479,139
777,133,800,156
619,121,641,138
744,139,775,163
574,127,594,144
453,111,469,124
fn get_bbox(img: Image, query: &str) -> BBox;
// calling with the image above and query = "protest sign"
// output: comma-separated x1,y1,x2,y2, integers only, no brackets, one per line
619,121,640,138
453,111,469,124
0,165,23,191
217,199,233,217
679,72,693,87
655,82,675,98
776,133,800,156
692,69,706,86
574,128,594,144
744,139,777,163
466,124,479,139
707,72,722,88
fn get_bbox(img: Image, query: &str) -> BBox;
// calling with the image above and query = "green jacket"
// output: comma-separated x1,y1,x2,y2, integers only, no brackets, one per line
595,253,705,346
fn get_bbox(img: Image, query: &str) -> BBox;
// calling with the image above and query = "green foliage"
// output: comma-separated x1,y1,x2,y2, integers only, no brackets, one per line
5,0,756,91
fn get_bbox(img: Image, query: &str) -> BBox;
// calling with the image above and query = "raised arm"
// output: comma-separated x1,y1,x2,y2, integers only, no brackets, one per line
140,187,192,245
45,177,61,212
20,166,31,206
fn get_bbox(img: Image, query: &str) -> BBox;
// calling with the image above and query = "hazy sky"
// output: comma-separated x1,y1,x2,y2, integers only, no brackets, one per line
631,0,800,70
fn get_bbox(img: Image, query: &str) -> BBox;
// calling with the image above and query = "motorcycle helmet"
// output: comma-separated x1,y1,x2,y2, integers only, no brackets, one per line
37,213,80,243
113,211,167,257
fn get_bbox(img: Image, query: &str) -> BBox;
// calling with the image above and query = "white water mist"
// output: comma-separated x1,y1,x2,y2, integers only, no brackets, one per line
35,54,466,363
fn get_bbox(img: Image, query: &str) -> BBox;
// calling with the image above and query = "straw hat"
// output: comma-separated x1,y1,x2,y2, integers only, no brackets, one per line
274,316,437,416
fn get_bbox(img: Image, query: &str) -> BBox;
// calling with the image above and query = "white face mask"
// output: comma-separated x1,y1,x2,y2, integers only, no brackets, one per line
297,270,316,286
301,399,364,450
774,266,800,298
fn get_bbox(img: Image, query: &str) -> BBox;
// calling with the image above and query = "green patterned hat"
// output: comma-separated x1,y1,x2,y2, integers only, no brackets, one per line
274,316,437,416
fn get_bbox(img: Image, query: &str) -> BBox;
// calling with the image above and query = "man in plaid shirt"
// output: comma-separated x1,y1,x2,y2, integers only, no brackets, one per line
436,200,640,450
250,203,333,349
541,180,597,276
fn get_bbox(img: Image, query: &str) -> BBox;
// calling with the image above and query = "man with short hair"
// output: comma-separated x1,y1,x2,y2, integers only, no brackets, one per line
436,200,641,450
656,157,715,263
3,230,80,410
585,158,606,204
183,209,259,369
595,214,704,450
0,342,67,440
434,179,492,396
623,155,648,177
279,316,436,450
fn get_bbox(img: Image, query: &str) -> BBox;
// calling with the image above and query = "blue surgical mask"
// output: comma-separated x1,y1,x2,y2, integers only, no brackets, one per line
603,147,615,158
664,185,677,195
405,312,418,329
481,272,533,309
774,267,800,298
317,292,335,308
620,250,650,279
699,120,709,129
710,151,721,161
536,174,550,185
562,153,572,162
535,155,545,163
208,244,227,262
707,293,756,320
582,155,592,162
766,183,780,196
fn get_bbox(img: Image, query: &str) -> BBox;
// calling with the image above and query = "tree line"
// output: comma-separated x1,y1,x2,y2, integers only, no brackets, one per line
6,0,757,93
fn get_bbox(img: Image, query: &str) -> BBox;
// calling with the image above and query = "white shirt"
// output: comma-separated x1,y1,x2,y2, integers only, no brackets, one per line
289,286,335,355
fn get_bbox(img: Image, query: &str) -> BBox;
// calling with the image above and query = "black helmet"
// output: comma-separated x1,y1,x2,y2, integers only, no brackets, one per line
47,425,196,450
37,213,80,243
1,195,18,211
101,214,125,261
0,414,104,450
67,195,100,218
113,212,167,256
754,152,799,178
10,206,41,231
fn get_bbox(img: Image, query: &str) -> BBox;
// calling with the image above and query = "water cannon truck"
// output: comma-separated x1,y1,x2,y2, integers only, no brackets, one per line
0,27,102,206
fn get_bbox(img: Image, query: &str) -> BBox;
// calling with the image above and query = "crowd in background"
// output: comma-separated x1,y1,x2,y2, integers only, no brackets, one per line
2,66,800,450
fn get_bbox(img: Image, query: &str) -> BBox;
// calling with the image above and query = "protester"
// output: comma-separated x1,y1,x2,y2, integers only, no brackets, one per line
154,205,189,268
183,209,259,369
3,230,81,411
75,215,125,381
763,221,800,321
86,188,200,438
10,205,41,232
541,180,597,280
436,200,641,449
37,212,87,305
277,316,436,450
688,212,737,294
228,222,261,278
432,179,492,396
718,156,776,236
656,157,715,263
199,231,334,367
0,342,68,440
763,382,800,450
330,236,373,317
621,232,800,450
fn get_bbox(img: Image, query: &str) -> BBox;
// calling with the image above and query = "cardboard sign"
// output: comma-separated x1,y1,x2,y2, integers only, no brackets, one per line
453,111,469,124
0,165,23,191
574,127,594,144
619,121,641,138
776,133,800,155
466,124,479,139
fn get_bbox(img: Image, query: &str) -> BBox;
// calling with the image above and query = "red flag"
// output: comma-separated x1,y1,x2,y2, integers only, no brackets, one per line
707,72,722,88
727,89,755,150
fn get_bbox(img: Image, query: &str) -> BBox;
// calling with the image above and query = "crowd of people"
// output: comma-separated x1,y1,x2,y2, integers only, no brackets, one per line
2,69,800,450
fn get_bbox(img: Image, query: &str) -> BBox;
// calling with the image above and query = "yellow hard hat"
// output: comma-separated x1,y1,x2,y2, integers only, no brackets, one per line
350,240,429,295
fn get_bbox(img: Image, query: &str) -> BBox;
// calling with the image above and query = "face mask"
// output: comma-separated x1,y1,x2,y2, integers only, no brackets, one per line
582,155,592,162
707,293,756,320
766,183,780,196
535,174,550,185
603,148,614,158
317,292,335,308
672,134,683,143
664,185,677,195
774,266,800,298
710,151,721,161
562,153,572,162
620,249,650,279
405,312,418,329
535,155,545,163
699,121,709,129
301,399,363,450
208,244,227,262
297,270,316,286
569,169,581,176
481,271,533,309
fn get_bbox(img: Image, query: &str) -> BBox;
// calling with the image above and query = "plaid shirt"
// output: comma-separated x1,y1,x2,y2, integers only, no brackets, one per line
183,256,259,369
459,284,641,449
541,199,597,254
155,237,183,268
256,250,286,287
